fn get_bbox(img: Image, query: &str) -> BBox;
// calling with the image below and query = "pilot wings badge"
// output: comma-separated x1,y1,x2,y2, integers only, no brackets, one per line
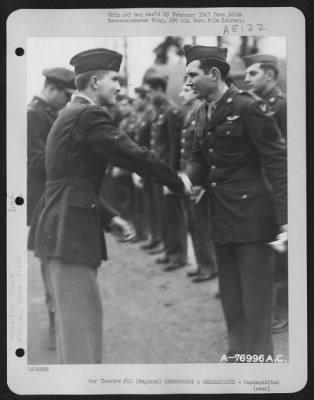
226,115,240,121
226,115,240,124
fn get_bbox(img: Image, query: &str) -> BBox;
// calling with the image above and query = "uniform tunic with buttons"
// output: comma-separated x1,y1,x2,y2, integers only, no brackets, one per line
150,100,183,170
27,96,58,225
28,96,183,267
263,85,287,138
150,97,186,262
180,103,200,171
186,85,287,244
134,106,153,149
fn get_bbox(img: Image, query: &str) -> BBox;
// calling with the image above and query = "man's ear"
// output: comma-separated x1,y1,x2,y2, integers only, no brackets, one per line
90,75,98,89
266,69,275,81
210,67,220,81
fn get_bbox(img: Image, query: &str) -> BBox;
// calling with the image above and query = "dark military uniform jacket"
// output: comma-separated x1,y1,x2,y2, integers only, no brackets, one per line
119,112,138,141
263,85,287,138
150,99,183,171
180,100,202,172
134,106,153,149
28,95,183,267
113,112,139,176
186,85,287,244
27,96,58,225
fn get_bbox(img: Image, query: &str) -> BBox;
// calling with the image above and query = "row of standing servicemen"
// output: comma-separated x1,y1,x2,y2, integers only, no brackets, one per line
27,53,287,360
102,87,218,281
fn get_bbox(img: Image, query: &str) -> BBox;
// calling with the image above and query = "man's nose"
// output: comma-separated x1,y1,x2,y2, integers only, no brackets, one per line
185,77,193,86
244,74,250,83
116,81,121,92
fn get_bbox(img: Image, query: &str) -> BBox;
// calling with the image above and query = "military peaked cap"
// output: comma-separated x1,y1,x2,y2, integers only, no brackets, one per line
184,45,228,66
42,67,75,90
70,48,123,74
243,54,278,68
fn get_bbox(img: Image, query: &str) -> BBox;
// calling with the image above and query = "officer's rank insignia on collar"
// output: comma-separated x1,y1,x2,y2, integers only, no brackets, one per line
259,103,268,113
226,97,233,104
269,97,276,104
226,115,240,121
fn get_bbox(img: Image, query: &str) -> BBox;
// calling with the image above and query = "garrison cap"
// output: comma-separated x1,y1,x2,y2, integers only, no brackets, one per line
70,48,123,74
42,67,75,91
184,45,228,66
243,54,278,68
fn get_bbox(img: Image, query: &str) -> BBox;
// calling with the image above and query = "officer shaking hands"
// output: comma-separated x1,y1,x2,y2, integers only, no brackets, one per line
179,45,287,360
28,48,186,364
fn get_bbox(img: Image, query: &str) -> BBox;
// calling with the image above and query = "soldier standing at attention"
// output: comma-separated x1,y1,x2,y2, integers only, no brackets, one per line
144,76,187,271
28,48,185,364
27,67,75,349
180,45,287,360
135,86,164,254
244,54,288,334
179,84,218,283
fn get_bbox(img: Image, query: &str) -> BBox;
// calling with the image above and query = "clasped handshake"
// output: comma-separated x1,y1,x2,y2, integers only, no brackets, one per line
164,173,205,204
132,172,202,201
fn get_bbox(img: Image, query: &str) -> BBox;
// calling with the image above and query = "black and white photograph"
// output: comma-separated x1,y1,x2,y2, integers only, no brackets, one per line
6,7,306,395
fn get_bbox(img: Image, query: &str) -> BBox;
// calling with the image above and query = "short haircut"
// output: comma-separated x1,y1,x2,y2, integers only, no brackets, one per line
145,77,167,92
199,58,230,81
259,63,279,80
74,70,108,91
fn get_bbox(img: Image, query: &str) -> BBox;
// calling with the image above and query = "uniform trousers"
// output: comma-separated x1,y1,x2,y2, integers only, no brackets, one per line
215,241,274,358
47,258,103,364
184,192,217,274
161,192,187,263
132,186,149,240
110,174,134,223
40,259,55,313
273,251,288,321
144,180,163,244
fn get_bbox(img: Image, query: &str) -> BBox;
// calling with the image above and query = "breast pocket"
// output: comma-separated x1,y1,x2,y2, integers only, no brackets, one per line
195,125,204,139
215,118,243,137
67,189,98,211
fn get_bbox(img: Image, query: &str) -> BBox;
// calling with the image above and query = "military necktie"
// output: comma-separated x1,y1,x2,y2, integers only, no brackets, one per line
207,102,217,121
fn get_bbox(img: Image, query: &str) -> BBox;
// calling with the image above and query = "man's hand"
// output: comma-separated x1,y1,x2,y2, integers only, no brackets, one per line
112,166,128,178
132,173,144,188
109,216,135,242
190,186,206,204
269,224,288,253
163,186,173,195
178,172,193,195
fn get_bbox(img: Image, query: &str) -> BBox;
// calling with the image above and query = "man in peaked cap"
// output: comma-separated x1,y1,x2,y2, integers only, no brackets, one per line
179,45,287,360
243,54,287,137
28,48,185,364
27,66,75,350
244,53,288,335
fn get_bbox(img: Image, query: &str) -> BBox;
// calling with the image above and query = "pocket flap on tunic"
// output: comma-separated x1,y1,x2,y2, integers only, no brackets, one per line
215,125,242,137
67,190,97,209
